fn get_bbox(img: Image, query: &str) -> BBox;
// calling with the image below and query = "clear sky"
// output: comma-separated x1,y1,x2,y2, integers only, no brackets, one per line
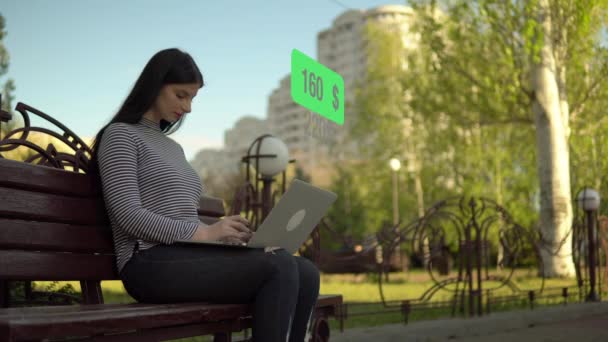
1,0,403,160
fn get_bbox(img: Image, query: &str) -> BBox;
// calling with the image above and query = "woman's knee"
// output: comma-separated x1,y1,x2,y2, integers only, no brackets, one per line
268,249,299,279
295,256,320,290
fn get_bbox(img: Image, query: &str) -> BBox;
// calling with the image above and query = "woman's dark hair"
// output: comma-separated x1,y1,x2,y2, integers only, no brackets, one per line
89,48,203,176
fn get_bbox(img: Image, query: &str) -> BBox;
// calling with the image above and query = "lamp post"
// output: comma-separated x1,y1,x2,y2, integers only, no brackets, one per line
577,188,601,302
244,134,291,223
389,158,401,227
387,158,402,279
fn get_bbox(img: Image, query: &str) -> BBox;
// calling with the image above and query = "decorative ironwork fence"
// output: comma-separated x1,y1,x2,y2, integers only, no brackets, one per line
307,195,606,326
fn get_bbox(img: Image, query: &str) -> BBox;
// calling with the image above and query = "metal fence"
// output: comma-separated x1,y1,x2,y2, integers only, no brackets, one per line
310,195,607,327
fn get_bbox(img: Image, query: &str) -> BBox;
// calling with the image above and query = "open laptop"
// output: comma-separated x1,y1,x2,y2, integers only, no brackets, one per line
176,179,337,253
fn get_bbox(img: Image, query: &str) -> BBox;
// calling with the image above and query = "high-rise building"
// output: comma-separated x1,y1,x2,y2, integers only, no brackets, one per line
190,116,271,196
225,116,272,168
267,5,415,186
267,75,316,175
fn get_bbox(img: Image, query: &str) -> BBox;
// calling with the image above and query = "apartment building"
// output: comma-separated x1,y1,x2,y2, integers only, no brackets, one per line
191,116,271,184
267,5,416,185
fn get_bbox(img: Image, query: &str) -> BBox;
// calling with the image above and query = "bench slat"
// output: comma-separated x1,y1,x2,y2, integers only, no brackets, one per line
0,250,118,280
0,219,113,253
0,187,107,225
0,158,100,197
0,302,250,341
0,217,228,254
0,296,342,341
316,294,343,308
85,319,251,342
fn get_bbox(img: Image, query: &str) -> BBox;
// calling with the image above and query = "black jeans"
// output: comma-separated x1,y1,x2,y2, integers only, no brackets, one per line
120,243,320,342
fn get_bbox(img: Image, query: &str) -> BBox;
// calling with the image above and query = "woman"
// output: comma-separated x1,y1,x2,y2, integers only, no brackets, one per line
91,48,320,342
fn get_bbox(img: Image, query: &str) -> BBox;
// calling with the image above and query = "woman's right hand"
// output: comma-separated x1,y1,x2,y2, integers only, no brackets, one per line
190,215,252,244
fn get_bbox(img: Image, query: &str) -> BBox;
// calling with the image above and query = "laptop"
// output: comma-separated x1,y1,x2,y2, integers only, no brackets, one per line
176,179,337,253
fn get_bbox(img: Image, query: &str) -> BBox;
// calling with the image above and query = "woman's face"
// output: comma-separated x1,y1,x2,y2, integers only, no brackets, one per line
144,83,200,123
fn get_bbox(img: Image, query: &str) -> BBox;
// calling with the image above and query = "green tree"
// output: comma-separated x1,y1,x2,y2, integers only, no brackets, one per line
351,18,538,268
567,45,608,213
0,13,16,137
398,0,608,277
294,166,311,183
348,2,608,277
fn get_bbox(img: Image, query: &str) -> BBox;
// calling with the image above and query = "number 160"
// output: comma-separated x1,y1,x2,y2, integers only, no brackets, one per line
302,69,323,101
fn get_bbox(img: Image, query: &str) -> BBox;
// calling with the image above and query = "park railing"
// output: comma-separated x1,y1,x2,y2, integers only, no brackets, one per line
305,195,607,328
335,284,595,328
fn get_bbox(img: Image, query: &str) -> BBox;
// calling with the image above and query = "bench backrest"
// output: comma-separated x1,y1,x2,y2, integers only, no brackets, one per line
0,157,225,302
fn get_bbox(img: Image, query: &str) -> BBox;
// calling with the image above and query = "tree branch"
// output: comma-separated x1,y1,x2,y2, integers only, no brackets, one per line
570,61,608,122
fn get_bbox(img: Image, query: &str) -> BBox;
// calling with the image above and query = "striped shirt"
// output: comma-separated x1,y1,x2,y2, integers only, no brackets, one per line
97,117,205,274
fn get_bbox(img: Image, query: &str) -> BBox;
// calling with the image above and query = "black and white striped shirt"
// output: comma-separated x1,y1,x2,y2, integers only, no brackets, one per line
97,117,205,273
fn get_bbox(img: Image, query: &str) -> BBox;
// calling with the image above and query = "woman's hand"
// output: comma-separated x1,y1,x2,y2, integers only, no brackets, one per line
190,215,252,244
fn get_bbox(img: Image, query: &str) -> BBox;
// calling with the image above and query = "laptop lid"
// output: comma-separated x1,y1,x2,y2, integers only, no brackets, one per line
247,179,337,253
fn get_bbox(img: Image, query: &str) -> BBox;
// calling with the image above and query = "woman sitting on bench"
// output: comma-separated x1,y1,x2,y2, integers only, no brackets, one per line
90,48,320,342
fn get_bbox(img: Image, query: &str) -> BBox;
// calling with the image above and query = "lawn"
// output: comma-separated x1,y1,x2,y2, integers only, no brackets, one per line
31,269,597,342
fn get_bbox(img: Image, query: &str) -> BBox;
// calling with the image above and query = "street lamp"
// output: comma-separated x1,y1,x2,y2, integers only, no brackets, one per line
383,158,402,280
577,188,601,302
245,134,290,222
389,158,401,227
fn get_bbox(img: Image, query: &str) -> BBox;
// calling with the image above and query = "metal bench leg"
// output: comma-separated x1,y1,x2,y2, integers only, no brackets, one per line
309,313,330,342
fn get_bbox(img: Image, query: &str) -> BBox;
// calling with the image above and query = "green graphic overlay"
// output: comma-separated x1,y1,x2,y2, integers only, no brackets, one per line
291,49,344,125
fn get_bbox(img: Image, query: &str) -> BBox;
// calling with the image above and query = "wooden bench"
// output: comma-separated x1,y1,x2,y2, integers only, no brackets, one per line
0,102,343,341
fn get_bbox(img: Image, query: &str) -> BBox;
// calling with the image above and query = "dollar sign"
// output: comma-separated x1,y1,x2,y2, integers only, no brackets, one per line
332,85,339,111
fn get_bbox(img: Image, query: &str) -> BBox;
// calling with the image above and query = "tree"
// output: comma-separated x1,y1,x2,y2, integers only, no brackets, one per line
351,18,540,269
567,46,608,212
294,166,311,183
400,0,608,277
0,13,16,136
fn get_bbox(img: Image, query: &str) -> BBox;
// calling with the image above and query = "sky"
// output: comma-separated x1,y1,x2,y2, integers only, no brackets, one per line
1,0,403,161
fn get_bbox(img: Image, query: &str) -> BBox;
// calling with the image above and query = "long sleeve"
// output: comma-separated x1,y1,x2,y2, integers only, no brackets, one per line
97,124,198,244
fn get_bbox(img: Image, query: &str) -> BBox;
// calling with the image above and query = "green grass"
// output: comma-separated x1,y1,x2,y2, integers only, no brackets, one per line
31,269,599,341
319,268,577,302
318,269,587,330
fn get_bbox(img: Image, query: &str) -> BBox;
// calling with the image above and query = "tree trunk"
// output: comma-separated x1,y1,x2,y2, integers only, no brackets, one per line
412,163,430,267
531,0,575,278
495,143,504,271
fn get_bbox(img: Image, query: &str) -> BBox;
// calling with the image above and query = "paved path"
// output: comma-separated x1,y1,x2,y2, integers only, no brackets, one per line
331,302,608,342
